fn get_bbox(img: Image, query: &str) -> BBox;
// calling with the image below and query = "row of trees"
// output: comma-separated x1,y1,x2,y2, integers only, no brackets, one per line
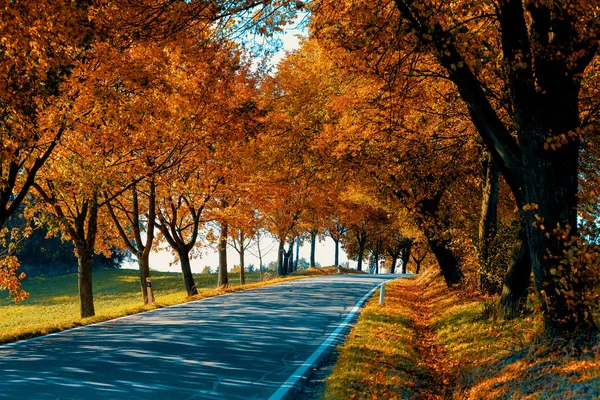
1,1,598,340
301,0,599,338
0,0,415,320
0,0,306,314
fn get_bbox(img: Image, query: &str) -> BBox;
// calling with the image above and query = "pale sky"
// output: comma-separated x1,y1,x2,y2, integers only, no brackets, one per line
269,15,305,66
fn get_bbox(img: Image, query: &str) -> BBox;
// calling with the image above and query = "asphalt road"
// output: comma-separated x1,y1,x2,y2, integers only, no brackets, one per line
0,274,399,400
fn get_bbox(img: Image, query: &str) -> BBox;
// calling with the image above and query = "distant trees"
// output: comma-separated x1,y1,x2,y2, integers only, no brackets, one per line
3,207,124,276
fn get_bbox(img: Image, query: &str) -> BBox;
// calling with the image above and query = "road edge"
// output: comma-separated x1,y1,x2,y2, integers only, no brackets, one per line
268,278,396,400
0,274,340,349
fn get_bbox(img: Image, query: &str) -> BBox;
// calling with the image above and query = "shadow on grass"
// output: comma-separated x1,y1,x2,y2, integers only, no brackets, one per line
323,278,432,400
417,270,600,399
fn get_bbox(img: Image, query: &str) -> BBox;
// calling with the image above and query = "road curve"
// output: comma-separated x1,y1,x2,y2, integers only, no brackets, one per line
0,274,400,399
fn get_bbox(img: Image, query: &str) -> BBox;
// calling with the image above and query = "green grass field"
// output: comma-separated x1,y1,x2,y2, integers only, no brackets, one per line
0,268,265,344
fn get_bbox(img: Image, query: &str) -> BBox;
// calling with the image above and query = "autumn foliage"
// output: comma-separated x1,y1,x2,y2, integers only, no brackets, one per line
0,0,597,347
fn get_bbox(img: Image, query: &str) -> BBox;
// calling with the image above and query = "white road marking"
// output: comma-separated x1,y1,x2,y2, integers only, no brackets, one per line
268,280,391,400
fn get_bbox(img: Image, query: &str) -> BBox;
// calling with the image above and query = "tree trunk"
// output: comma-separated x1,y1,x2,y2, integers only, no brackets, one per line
138,250,151,304
408,190,464,287
412,247,427,275
257,238,263,280
478,151,500,294
286,241,294,274
400,244,411,274
426,236,463,286
310,230,317,267
71,199,99,319
239,244,245,286
218,222,229,287
282,251,289,275
522,130,596,333
139,179,156,304
356,235,366,272
414,259,422,274
277,240,286,276
499,221,532,317
418,195,464,287
105,178,157,305
294,237,300,270
333,238,339,268
500,0,595,336
390,256,397,274
178,248,197,296
76,245,95,318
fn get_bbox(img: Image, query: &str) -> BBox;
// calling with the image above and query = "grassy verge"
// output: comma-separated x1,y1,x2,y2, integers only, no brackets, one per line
324,271,600,399
423,270,600,399
322,277,424,399
0,266,341,345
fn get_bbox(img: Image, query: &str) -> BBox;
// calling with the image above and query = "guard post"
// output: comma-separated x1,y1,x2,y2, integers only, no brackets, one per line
379,284,385,305
146,277,155,305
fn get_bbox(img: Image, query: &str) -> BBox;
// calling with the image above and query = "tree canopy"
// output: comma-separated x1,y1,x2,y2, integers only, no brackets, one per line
0,0,597,339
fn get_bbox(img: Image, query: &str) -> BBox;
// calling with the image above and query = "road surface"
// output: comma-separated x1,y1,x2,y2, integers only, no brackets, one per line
0,274,400,399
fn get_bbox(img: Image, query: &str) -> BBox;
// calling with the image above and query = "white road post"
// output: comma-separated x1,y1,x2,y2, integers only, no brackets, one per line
379,284,385,305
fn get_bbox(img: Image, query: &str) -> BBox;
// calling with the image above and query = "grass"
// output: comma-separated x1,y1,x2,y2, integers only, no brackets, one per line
0,266,341,345
423,270,600,400
324,269,600,399
322,278,424,399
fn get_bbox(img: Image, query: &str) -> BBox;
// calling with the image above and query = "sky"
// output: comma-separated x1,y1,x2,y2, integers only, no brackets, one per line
122,19,355,273
269,15,306,66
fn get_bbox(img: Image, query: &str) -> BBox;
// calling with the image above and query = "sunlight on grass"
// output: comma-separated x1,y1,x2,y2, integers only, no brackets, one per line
325,269,599,399
323,278,423,400
417,270,599,399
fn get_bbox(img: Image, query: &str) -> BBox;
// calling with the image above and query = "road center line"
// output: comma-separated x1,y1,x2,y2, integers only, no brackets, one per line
268,280,390,400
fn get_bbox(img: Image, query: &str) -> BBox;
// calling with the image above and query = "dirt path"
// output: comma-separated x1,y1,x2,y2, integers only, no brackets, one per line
403,280,455,399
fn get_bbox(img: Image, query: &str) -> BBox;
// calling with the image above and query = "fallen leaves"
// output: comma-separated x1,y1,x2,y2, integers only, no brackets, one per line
324,269,599,399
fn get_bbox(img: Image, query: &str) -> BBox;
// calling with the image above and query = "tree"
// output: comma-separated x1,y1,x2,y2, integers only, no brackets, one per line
155,170,218,296
106,180,156,304
247,227,276,280
218,220,229,287
411,241,429,274
98,35,218,304
0,1,92,230
0,2,105,300
32,129,124,318
309,228,319,268
326,221,348,270
406,0,596,333
313,0,599,334
230,227,253,285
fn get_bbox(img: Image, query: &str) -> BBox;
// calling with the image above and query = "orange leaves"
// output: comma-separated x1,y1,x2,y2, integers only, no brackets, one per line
0,256,28,304
522,203,539,211
543,130,579,151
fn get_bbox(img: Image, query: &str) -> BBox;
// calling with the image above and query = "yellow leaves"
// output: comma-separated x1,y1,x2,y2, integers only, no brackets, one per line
522,203,538,211
0,255,29,303
543,130,578,150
